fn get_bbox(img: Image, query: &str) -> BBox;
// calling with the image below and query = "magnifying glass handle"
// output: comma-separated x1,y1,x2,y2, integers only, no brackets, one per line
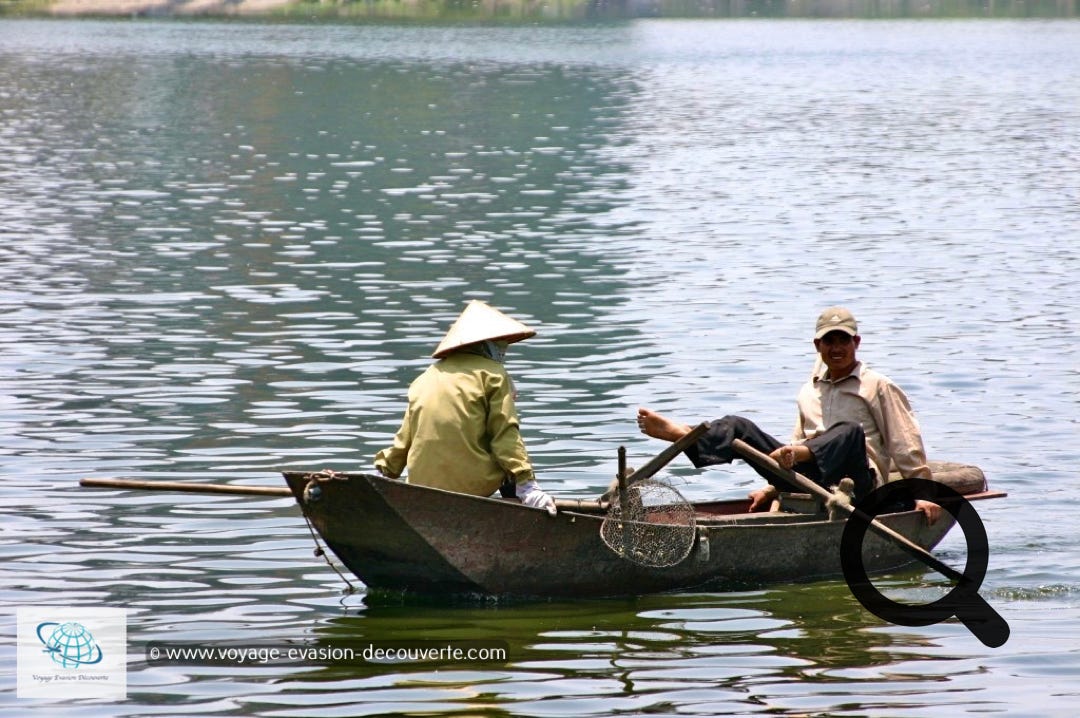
956,593,1010,648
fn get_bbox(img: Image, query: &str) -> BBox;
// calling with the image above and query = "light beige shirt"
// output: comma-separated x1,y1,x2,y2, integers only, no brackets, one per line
794,361,931,485
374,352,535,496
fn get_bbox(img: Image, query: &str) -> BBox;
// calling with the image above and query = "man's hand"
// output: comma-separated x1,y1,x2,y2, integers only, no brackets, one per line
915,499,941,525
748,485,779,512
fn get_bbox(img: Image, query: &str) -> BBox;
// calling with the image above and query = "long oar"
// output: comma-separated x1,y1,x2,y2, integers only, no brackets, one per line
558,423,711,514
80,476,616,513
78,477,622,514
629,422,710,483
732,439,964,582
80,477,292,497
82,426,710,512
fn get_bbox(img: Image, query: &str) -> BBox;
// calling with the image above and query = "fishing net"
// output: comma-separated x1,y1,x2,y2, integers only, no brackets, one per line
599,478,697,568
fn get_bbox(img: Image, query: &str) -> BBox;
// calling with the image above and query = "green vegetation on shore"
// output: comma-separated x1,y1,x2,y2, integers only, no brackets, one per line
1,0,1076,21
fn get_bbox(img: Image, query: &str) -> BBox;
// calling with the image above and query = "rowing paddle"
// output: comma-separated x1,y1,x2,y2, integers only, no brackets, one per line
74,477,618,516
731,439,965,582
629,421,709,484
79,476,604,513
81,425,710,511
80,477,292,497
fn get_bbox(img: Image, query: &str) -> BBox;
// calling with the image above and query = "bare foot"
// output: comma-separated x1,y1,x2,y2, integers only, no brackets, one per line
769,443,812,470
637,408,692,442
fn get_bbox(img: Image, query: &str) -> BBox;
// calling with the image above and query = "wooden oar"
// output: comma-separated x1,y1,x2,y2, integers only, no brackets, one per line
562,422,711,511
80,477,292,497
80,476,607,514
629,421,710,483
82,425,710,512
731,439,965,582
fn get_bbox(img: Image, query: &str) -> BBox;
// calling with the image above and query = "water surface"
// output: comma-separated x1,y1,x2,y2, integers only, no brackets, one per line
1,17,1079,716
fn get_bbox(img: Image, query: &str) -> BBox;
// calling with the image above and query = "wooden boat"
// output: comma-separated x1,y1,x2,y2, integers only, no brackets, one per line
280,460,1003,599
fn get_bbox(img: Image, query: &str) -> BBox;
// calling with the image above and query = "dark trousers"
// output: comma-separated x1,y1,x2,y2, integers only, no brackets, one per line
685,415,875,500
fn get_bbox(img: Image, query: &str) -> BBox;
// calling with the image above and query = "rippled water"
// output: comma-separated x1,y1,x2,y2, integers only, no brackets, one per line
2,17,1079,716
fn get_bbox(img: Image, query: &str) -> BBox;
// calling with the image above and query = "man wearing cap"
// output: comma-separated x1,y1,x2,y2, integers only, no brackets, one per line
637,306,941,523
374,300,557,516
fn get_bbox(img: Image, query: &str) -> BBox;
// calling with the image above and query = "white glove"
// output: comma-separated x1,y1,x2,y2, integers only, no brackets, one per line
517,480,557,517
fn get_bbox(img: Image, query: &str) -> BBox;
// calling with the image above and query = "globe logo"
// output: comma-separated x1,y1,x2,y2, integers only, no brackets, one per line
36,621,104,668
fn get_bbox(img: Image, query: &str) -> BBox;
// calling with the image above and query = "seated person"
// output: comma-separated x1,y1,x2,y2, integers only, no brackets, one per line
375,300,556,515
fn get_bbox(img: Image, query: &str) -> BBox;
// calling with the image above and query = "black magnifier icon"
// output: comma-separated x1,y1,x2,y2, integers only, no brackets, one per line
840,478,1010,648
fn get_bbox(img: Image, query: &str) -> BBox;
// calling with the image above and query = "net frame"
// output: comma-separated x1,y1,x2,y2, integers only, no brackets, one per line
599,478,697,568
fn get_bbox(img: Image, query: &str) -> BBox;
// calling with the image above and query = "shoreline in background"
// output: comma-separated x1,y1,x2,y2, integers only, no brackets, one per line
2,0,1077,20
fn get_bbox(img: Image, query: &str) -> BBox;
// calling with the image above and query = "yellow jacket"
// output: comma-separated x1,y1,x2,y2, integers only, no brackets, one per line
374,352,535,496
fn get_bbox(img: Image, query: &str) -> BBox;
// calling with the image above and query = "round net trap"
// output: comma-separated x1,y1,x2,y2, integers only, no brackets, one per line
599,478,697,568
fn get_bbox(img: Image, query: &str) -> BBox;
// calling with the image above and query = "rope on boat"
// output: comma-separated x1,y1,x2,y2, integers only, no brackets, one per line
297,469,357,594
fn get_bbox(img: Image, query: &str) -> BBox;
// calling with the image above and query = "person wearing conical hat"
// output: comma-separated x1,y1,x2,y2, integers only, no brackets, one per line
635,306,942,525
374,301,556,515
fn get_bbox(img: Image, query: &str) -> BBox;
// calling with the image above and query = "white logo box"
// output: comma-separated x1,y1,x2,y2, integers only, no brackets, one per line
17,606,128,701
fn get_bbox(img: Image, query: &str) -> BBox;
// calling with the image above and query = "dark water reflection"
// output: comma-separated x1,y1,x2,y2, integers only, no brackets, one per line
126,582,965,715
2,17,1079,717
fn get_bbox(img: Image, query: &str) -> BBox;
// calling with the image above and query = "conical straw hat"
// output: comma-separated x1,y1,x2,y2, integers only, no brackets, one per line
432,301,536,358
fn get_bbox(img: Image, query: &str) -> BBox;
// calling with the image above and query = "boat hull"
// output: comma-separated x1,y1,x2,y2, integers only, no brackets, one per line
282,469,1003,599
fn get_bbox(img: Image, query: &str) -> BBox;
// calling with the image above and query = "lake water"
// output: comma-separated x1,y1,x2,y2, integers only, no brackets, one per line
2,16,1079,717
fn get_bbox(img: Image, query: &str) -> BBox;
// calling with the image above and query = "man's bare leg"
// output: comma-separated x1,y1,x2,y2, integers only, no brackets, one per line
636,408,692,442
